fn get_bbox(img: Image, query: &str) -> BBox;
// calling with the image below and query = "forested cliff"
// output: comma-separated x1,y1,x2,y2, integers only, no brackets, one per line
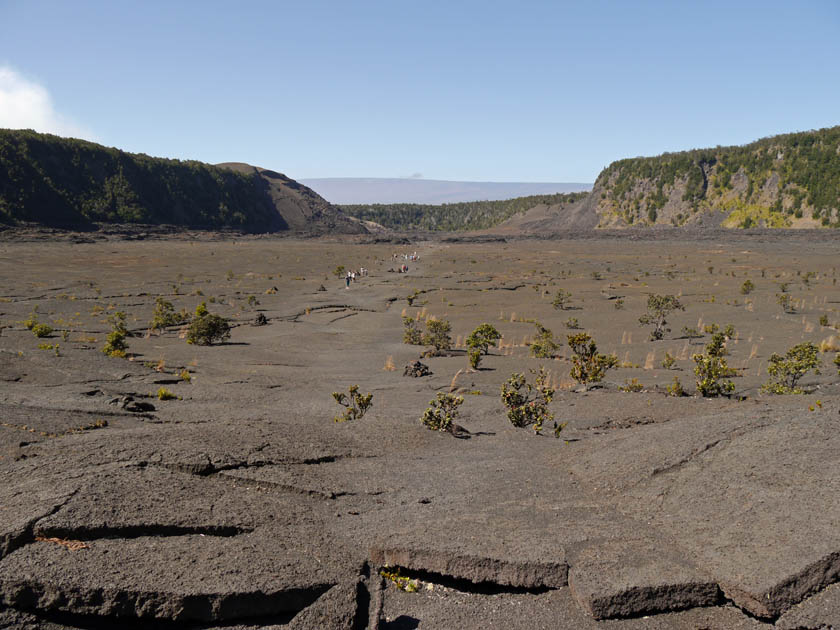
0,129,364,233
591,126,840,229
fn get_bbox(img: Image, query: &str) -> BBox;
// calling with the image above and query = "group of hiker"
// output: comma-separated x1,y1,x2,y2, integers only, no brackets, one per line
344,267,367,288
341,251,421,288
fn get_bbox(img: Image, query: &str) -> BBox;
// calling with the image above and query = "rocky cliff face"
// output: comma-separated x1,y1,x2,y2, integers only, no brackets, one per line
0,129,366,234
590,126,840,229
216,163,366,234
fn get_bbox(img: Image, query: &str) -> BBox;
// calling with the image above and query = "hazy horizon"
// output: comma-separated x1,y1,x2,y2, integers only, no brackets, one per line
300,177,592,205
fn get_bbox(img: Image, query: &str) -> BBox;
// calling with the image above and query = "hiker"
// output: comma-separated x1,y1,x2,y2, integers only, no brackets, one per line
345,272,351,289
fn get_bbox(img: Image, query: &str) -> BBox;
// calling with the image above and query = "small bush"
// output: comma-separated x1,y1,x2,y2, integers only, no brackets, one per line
421,393,463,432
666,376,687,397
552,289,573,310
102,311,128,358
834,353,840,375
195,301,209,318
619,378,644,392
402,316,423,345
819,314,829,327
740,279,755,295
705,332,729,357
380,567,419,593
692,333,737,397
465,323,501,355
614,298,624,310
530,322,559,358
762,342,820,395
639,294,684,341
776,293,795,313
681,326,703,340
333,265,346,278
150,297,190,332
332,385,373,422
187,313,230,346
567,332,617,388
157,387,178,401
500,367,555,434
38,342,60,356
179,369,192,382
661,352,676,369
23,310,39,330
422,317,452,356
564,317,581,329
468,349,482,370
31,323,53,338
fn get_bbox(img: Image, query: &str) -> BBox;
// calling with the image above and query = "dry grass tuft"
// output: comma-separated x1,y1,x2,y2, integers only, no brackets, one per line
35,536,89,551
449,369,464,392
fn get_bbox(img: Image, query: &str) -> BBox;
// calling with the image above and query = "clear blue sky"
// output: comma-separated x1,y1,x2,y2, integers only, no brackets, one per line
1,0,838,182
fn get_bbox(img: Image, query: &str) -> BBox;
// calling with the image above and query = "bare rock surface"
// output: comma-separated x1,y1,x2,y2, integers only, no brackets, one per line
2,236,840,627
775,581,840,629
567,539,720,619
0,533,343,622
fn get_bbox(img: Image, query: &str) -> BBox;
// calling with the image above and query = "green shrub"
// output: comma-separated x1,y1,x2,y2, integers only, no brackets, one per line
468,349,482,370
564,317,581,329
776,293,795,313
501,367,555,435
195,301,209,318
819,314,829,327
102,311,128,358
31,323,53,338
834,353,840,375
422,317,452,356
661,352,676,369
23,310,39,330
332,385,373,422
762,342,820,394
705,332,729,357
741,279,755,295
150,297,189,332
465,323,501,355
639,294,684,340
619,378,644,392
567,332,617,388
614,298,624,310
551,289,573,310
530,322,559,358
421,393,463,432
692,333,737,397
333,265,345,277
666,376,687,397
157,387,178,401
402,316,423,345
186,313,230,345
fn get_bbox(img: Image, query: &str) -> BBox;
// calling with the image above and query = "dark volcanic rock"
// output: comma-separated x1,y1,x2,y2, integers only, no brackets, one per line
403,361,431,377
0,533,341,623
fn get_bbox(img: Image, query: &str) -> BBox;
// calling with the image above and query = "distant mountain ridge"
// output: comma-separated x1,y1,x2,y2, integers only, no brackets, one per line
0,129,365,234
300,177,591,204
340,192,589,232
